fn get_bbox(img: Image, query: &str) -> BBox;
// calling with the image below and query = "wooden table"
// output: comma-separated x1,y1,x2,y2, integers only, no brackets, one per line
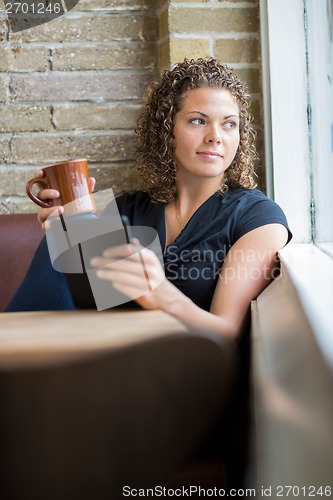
0,309,190,367
0,309,232,499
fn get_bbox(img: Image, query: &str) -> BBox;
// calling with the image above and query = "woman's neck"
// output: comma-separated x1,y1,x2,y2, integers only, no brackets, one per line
174,178,222,213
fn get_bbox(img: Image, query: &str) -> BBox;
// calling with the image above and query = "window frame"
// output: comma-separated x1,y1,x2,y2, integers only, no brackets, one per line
260,0,312,244
258,0,333,366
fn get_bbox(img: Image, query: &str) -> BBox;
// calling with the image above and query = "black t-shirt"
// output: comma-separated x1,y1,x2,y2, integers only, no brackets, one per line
5,188,292,313
113,188,292,311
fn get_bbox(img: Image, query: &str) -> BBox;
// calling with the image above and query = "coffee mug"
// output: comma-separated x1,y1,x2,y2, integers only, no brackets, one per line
26,159,96,215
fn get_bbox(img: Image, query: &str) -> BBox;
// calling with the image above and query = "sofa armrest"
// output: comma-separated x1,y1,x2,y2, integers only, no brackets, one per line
0,214,43,312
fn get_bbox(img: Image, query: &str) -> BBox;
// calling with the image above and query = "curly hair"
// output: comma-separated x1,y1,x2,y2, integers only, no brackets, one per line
136,57,258,203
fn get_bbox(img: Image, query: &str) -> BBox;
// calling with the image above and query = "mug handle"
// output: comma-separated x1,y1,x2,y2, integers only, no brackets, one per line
26,177,52,208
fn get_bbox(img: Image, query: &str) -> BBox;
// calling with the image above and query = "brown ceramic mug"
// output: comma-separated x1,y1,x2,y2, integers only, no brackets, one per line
26,159,96,216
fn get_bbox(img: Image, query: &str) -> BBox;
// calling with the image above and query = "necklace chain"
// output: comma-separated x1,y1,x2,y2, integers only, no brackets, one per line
174,199,185,230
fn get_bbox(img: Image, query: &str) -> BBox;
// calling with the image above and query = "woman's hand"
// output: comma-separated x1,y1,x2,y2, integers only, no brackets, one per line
90,224,288,339
33,170,96,229
90,238,180,311
34,170,62,228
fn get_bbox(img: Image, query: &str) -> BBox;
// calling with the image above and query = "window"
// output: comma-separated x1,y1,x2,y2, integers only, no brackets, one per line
306,0,333,252
259,0,333,365
260,0,333,250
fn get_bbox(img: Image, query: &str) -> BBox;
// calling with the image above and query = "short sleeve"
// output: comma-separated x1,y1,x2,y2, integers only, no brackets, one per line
232,190,292,243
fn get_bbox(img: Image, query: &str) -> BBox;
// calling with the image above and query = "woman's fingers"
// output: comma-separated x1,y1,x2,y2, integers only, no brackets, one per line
90,244,164,292
32,170,60,201
97,267,151,293
37,206,64,229
90,243,133,266
95,255,153,298
33,169,44,179
101,242,155,263
92,245,161,275
31,170,62,227
89,177,96,192
101,242,136,259
90,253,141,272
38,188,60,201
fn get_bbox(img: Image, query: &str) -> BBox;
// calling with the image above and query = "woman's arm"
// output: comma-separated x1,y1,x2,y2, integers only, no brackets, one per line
203,223,288,337
90,223,288,340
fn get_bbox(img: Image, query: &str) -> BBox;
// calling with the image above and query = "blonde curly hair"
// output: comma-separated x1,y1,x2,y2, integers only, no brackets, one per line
136,57,258,203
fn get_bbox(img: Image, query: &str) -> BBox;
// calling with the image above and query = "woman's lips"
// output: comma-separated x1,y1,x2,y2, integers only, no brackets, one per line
197,151,222,158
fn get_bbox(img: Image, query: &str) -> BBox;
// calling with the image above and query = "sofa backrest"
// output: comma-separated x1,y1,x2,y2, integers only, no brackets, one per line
0,214,43,312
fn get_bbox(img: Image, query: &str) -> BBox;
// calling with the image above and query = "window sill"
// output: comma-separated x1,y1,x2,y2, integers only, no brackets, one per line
278,243,333,370
317,242,333,260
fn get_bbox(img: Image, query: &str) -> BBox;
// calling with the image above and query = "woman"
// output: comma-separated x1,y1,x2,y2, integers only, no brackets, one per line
7,57,291,341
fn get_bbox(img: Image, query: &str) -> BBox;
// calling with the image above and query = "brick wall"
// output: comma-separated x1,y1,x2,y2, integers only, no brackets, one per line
0,0,158,213
158,0,265,190
0,0,264,214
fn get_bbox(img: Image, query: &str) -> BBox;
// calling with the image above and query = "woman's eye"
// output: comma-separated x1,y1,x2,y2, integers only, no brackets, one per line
190,118,205,125
224,121,237,129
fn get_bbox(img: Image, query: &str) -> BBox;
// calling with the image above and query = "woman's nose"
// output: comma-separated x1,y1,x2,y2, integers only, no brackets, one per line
204,125,222,144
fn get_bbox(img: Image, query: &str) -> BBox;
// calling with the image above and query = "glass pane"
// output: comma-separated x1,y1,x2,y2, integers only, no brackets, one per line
307,0,333,244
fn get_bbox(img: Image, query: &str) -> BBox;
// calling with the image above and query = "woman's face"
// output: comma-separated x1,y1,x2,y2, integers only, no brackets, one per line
172,87,240,185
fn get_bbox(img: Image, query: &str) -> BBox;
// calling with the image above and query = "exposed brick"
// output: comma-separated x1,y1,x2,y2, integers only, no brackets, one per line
76,0,153,10
156,0,168,12
254,130,266,191
159,8,169,39
10,132,137,163
215,38,260,64
0,166,34,196
170,38,210,63
0,201,12,215
51,42,156,71
1,0,265,213
248,98,261,124
90,162,140,194
0,162,139,197
9,14,158,43
0,77,7,102
0,20,6,43
169,7,259,34
236,67,261,94
10,71,154,102
0,161,141,213
52,103,142,130
9,199,39,213
225,0,257,2
0,46,49,72
0,138,8,162
171,0,209,3
159,39,170,70
0,106,52,132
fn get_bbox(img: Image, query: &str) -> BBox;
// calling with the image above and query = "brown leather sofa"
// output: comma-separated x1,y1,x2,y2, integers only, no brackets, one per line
0,213,43,312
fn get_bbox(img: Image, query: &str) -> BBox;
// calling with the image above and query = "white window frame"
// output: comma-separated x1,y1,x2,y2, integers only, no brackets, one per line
260,0,312,243
258,0,333,367
252,3,333,488
306,0,333,249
